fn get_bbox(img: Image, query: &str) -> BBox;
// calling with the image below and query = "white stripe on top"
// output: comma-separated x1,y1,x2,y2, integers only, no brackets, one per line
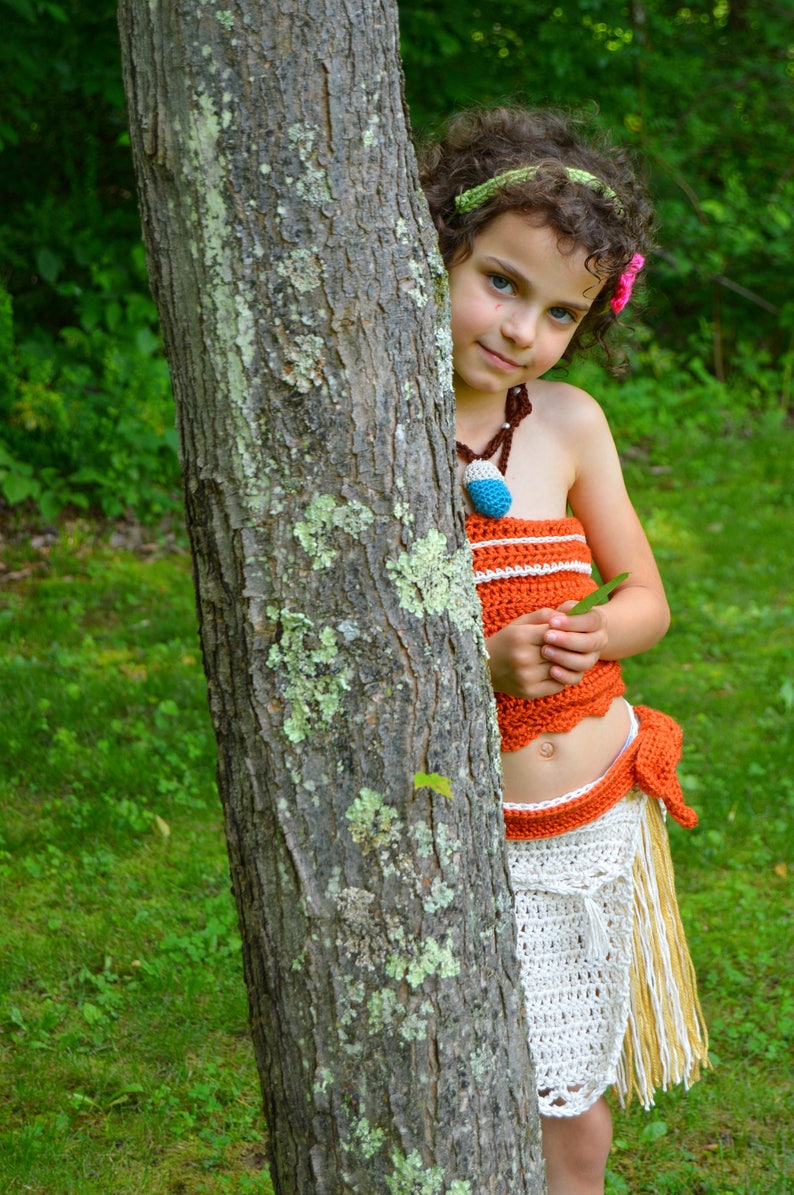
473,560,592,585
470,533,587,551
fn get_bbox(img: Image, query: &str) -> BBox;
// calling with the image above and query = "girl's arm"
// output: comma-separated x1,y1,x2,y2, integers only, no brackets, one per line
539,390,669,683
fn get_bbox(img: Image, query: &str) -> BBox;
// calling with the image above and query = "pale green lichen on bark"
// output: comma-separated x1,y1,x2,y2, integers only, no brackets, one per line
294,494,375,569
428,241,450,306
385,934,460,990
365,988,434,1043
386,1150,473,1195
428,240,454,386
180,85,265,487
280,331,325,393
265,607,351,743
403,259,429,309
287,123,333,206
362,113,380,147
344,788,402,854
215,9,233,29
385,530,481,635
337,792,462,1043
393,497,414,525
341,1115,386,1160
313,1067,333,1095
335,946,436,1044
397,1005,435,1042
233,293,258,368
337,617,362,643
365,987,401,1032
276,245,322,293
422,876,455,914
491,879,515,935
434,321,454,389
467,1044,490,1082
433,822,461,870
336,887,382,974
336,974,366,1027
409,821,435,859
336,1115,473,1192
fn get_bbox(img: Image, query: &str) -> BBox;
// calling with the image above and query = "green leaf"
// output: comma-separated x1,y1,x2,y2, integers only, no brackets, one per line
35,247,62,285
413,772,452,799
2,472,40,505
135,327,160,356
639,1120,668,1144
0,442,21,468
42,2,69,22
38,489,67,522
569,573,629,615
81,1001,103,1026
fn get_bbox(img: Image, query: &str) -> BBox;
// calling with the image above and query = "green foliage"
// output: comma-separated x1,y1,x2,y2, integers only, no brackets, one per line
1,0,792,517
0,0,179,519
0,0,134,328
0,268,179,519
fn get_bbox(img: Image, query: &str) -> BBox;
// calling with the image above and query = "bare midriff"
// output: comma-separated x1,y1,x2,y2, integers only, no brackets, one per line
500,694,631,805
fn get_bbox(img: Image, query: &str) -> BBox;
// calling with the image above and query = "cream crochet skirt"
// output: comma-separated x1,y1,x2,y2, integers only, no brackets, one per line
506,789,709,1118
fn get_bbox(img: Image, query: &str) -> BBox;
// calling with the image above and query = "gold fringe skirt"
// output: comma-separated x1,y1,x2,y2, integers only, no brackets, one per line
506,789,709,1117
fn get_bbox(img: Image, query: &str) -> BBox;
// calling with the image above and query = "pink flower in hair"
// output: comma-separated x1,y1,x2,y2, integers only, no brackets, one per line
610,254,645,314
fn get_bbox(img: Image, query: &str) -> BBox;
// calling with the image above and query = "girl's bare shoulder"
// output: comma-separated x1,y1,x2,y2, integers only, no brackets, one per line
532,379,611,437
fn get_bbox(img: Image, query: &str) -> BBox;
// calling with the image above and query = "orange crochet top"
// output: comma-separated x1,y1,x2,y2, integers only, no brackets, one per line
467,514,626,751
467,514,698,838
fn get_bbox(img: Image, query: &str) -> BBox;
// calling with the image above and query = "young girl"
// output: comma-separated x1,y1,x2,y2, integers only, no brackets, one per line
420,108,709,1195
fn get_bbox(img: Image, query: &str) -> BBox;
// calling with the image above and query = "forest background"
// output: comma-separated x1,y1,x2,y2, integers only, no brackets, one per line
0,0,792,515
0,2,792,1193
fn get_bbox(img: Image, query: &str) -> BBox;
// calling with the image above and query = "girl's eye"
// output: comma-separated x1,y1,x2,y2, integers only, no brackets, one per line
550,306,575,325
489,273,514,294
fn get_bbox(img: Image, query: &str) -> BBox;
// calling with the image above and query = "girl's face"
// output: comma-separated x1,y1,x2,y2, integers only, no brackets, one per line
448,212,601,407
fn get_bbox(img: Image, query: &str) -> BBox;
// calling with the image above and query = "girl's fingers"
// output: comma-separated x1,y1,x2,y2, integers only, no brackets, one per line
547,665,584,686
542,642,599,673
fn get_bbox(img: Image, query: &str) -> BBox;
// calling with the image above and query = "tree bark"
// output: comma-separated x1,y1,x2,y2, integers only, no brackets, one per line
117,1,545,1191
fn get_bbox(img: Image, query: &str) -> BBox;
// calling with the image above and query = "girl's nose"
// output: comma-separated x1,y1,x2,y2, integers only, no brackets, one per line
502,304,536,348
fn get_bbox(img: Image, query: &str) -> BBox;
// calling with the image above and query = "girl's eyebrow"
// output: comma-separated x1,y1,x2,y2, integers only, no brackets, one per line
484,255,594,312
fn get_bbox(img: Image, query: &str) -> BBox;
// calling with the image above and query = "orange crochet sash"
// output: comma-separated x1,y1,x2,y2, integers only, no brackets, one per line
467,514,625,751
503,705,698,839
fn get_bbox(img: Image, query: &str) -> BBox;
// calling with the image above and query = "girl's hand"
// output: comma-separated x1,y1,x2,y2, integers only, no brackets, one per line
485,608,575,699
540,601,608,684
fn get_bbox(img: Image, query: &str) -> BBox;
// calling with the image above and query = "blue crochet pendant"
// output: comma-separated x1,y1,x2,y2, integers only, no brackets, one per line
463,459,512,519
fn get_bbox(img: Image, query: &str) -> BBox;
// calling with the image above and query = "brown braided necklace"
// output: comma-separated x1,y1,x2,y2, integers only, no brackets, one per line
455,384,533,518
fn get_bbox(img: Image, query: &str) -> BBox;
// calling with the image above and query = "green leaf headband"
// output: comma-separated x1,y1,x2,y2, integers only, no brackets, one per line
454,165,625,217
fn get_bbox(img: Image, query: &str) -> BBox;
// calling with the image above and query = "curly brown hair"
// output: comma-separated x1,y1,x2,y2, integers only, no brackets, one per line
418,106,655,367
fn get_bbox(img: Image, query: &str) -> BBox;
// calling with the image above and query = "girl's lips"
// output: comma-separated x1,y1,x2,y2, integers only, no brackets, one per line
479,343,521,370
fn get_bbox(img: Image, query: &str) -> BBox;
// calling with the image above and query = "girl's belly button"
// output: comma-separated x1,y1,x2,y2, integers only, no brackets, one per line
538,741,555,759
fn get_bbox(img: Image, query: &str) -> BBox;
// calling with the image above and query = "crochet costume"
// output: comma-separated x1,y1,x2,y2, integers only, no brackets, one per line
467,513,709,1115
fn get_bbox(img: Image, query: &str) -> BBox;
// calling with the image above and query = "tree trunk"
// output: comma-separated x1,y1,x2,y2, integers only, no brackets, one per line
117,1,545,1191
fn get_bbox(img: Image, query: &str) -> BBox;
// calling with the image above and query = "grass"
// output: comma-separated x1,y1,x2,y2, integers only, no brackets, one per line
0,529,269,1194
608,415,793,1194
0,418,792,1193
